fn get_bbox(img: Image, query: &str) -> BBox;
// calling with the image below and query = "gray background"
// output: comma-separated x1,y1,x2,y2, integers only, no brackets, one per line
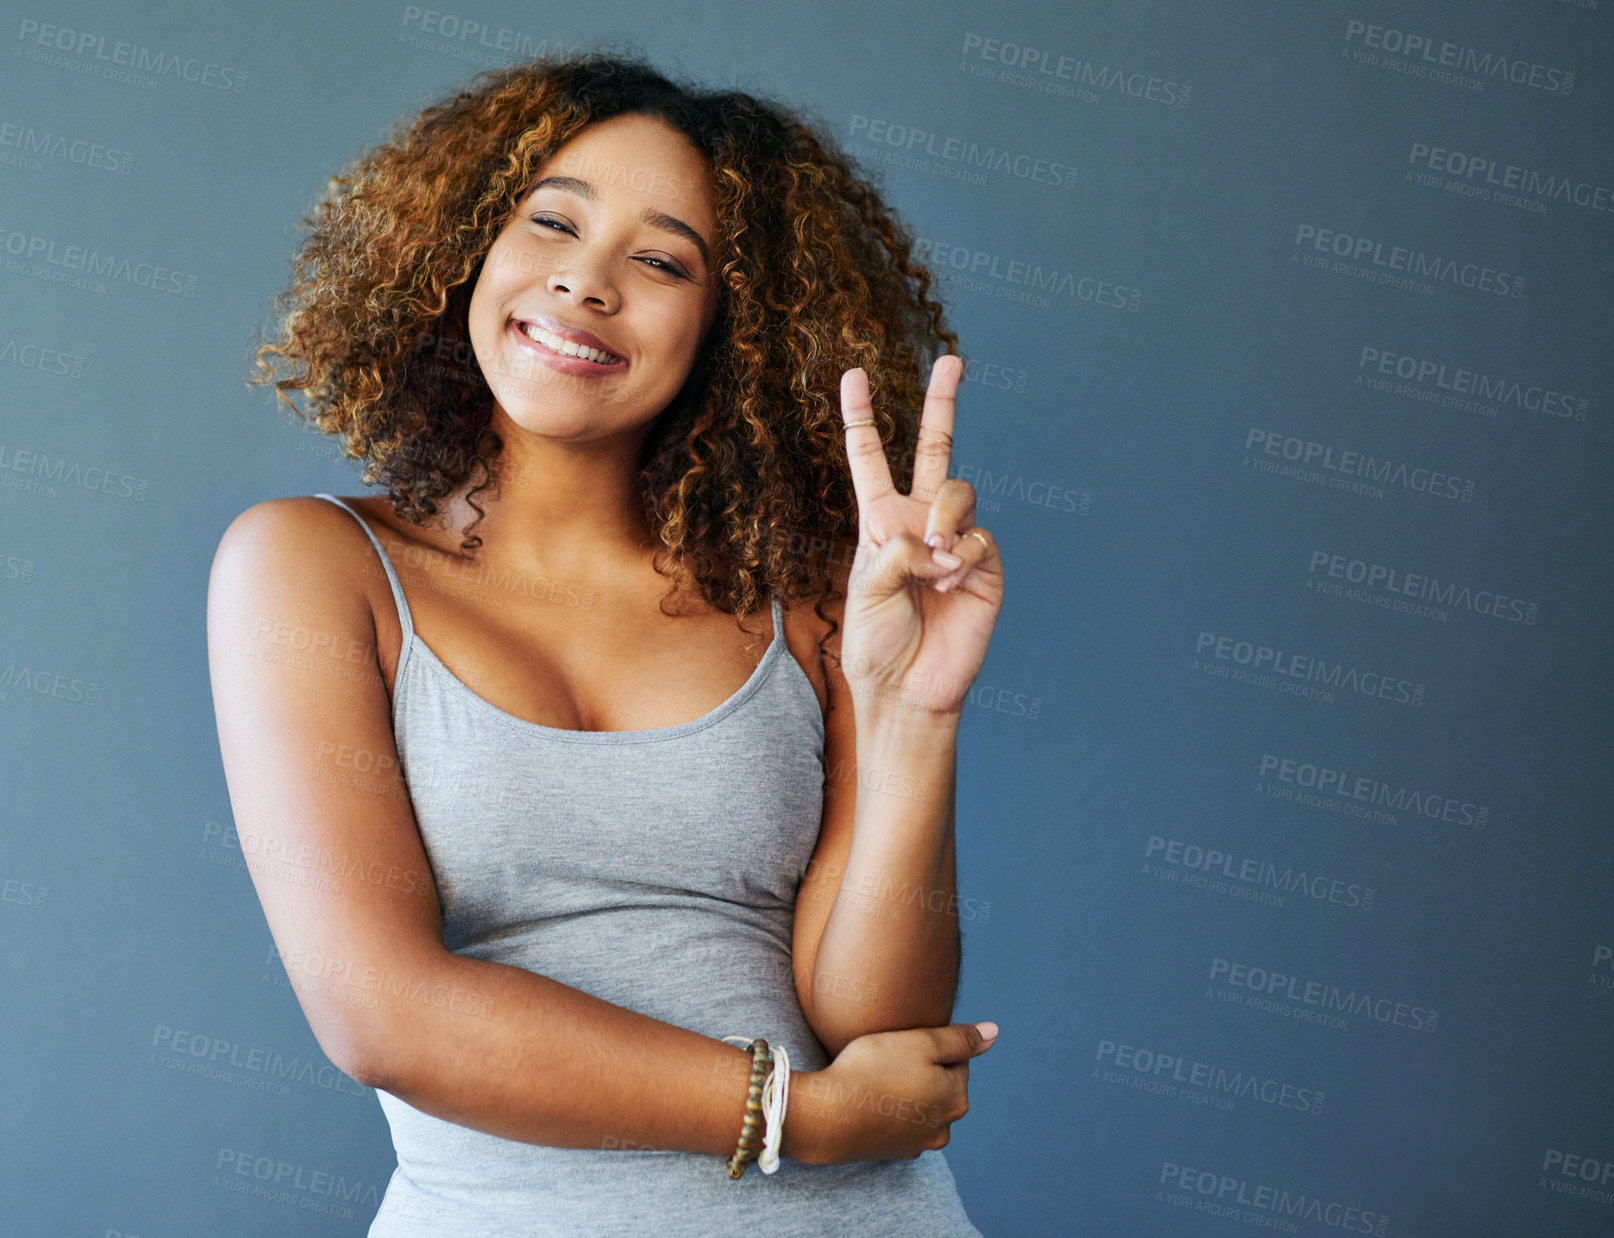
2,1,1611,1235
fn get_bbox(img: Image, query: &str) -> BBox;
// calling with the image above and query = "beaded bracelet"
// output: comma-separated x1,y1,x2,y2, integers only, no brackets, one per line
725,1037,771,1179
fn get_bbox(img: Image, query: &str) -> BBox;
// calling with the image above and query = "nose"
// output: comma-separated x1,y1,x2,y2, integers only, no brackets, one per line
546,249,620,313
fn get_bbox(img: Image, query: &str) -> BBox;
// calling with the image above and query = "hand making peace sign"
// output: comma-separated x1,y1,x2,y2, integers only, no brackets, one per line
837,355,1005,718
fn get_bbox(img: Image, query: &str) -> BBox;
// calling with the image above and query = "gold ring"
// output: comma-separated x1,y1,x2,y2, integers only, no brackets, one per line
964,529,990,551
843,418,876,429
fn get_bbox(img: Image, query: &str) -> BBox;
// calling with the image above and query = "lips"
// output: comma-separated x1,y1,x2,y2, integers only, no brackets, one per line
512,316,625,366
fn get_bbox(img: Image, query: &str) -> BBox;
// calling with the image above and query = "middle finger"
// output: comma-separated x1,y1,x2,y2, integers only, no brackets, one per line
910,355,962,500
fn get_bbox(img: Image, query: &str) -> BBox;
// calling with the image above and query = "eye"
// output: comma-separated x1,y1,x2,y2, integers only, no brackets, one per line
527,214,690,280
637,255,690,279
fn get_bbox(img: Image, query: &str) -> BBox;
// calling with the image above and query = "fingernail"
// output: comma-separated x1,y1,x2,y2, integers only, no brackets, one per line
925,533,944,548
975,1021,998,1042
932,548,963,568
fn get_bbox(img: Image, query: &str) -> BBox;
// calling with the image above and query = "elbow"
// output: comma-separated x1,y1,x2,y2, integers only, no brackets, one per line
813,1013,852,1058
313,1014,408,1093
797,991,846,1059
815,1028,854,1060
804,984,960,1058
801,1002,876,1060
300,950,457,1093
312,948,466,1093
338,1032,413,1094
341,1045,392,1092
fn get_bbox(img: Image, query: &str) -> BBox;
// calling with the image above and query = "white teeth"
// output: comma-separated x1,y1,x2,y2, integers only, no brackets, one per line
519,322,622,365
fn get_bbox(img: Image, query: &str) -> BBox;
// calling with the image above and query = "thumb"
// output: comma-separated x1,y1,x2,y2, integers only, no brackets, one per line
850,532,952,600
933,1020,998,1063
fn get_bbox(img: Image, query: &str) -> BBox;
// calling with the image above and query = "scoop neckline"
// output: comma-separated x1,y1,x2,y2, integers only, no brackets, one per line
399,600,788,745
317,490,790,745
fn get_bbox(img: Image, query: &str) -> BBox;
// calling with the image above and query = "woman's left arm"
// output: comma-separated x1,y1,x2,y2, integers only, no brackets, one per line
793,356,1003,1057
793,684,965,1057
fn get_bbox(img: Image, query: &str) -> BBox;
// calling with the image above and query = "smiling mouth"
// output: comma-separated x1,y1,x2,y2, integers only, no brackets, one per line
513,319,625,366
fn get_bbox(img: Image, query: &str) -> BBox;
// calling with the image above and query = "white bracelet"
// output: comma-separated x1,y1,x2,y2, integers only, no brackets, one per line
721,1035,790,1174
757,1041,790,1175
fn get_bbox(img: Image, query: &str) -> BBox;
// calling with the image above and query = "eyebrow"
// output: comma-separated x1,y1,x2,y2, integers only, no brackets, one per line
528,175,710,267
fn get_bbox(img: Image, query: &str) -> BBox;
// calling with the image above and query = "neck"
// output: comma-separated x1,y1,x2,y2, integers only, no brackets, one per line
441,409,662,583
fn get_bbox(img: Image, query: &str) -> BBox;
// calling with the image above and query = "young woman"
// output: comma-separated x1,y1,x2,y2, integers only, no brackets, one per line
208,51,1004,1235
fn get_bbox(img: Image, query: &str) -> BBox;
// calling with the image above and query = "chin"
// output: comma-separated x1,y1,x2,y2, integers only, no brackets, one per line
494,392,655,440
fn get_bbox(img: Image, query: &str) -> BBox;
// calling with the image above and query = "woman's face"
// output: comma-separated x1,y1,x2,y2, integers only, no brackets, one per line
467,112,721,442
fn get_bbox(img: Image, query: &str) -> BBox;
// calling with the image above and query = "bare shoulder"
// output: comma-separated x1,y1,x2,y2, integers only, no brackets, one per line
211,494,373,576
206,495,397,681
209,495,388,618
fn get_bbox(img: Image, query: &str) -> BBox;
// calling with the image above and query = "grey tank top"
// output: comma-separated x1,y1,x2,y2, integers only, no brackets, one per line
313,495,982,1237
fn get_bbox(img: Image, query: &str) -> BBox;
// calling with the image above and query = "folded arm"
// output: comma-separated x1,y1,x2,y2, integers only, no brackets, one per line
207,498,797,1157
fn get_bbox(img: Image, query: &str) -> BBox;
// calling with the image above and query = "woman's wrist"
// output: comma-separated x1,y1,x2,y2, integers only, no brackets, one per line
853,697,964,739
777,1068,838,1165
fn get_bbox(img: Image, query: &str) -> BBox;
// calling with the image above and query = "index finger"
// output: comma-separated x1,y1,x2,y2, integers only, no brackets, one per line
841,367,896,510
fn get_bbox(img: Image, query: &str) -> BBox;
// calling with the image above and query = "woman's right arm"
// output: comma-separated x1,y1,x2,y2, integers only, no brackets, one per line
205,498,993,1164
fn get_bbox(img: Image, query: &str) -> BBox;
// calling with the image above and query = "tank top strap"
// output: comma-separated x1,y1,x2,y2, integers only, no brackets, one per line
312,493,416,646
769,590,783,643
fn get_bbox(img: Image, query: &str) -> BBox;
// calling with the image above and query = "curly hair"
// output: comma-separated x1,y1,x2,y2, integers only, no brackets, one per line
250,48,958,667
